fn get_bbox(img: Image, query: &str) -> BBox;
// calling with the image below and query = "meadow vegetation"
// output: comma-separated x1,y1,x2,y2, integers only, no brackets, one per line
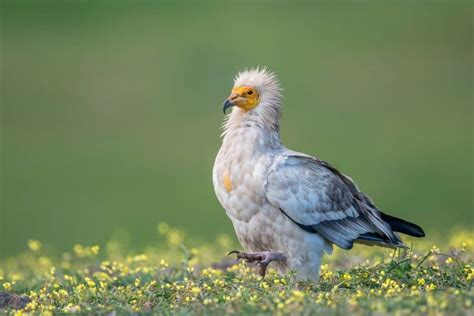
0,224,472,315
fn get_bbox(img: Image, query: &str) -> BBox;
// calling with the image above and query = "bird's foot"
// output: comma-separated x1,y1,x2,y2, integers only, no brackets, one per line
227,250,287,277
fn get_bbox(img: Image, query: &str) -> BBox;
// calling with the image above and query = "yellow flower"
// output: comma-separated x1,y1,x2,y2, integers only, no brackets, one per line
291,290,305,302
213,279,225,287
91,245,100,255
342,273,352,282
160,259,169,268
58,289,69,297
321,269,334,279
466,268,474,281
191,286,200,294
3,282,12,291
73,244,85,257
28,240,42,252
426,283,437,291
85,277,96,288
75,284,86,294
24,301,38,311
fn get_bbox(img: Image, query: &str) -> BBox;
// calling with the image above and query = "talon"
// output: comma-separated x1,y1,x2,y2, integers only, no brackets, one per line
225,251,286,278
258,262,270,278
227,250,240,256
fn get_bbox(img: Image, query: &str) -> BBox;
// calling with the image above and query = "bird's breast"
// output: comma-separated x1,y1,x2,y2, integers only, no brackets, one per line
214,159,273,224
213,127,281,223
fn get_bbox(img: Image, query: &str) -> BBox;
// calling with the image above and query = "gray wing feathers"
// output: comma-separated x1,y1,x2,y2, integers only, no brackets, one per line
265,155,401,250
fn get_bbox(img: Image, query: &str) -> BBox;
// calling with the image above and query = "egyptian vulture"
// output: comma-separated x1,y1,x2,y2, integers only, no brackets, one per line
212,68,424,281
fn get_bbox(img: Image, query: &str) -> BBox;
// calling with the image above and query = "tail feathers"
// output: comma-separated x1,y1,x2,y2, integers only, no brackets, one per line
356,232,407,249
355,213,425,249
380,212,425,238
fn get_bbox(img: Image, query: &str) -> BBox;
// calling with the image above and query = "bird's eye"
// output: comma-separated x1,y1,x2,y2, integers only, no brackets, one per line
247,90,253,95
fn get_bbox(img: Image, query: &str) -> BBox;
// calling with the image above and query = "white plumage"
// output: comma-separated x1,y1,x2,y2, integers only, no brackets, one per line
213,68,424,281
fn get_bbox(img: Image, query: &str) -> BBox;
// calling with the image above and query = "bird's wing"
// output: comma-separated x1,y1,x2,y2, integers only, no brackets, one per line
265,154,402,249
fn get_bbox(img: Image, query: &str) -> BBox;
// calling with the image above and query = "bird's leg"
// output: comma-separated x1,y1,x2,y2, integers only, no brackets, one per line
227,250,287,277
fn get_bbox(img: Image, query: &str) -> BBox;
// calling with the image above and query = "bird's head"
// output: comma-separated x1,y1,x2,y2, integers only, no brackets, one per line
223,86,260,113
222,67,282,116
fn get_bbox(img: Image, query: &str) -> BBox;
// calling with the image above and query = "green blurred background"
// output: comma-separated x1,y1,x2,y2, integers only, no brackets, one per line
1,1,472,257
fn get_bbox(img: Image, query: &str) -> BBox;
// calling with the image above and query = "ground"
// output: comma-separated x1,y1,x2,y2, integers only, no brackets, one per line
0,224,472,315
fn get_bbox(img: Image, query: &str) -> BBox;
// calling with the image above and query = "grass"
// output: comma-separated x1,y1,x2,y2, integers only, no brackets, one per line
0,225,472,315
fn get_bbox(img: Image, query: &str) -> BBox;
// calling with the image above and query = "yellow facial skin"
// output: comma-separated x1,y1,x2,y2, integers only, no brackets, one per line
227,86,260,111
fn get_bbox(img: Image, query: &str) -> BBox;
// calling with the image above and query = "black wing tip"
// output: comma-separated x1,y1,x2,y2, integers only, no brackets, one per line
410,224,425,238
380,212,426,238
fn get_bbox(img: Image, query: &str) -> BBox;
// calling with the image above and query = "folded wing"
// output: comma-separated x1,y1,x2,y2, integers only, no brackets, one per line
265,155,408,250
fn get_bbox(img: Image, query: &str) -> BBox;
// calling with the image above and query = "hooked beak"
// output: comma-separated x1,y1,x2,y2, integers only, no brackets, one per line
222,96,237,114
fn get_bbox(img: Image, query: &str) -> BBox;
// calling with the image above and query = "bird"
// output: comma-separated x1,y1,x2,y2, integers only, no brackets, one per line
212,67,425,281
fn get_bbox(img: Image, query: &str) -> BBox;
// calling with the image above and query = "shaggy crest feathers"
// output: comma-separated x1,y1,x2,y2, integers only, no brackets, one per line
222,67,283,137
233,67,282,98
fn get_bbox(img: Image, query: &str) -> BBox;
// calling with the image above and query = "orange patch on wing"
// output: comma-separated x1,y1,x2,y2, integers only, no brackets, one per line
223,170,232,192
